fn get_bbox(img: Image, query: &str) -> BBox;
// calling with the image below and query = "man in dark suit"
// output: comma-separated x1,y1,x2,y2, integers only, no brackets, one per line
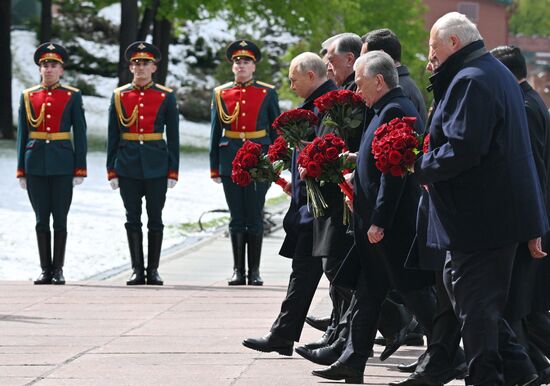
17,42,87,285
210,40,280,286
107,41,180,286
414,13,548,385
491,45,550,384
312,51,435,384
242,52,339,355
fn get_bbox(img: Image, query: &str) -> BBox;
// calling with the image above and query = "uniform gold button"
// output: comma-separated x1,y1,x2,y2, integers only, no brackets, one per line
140,116,144,120
46,140,50,143
140,103,144,107
242,125,246,130
67,92,72,96
140,129,144,132
46,114,51,119
47,102,51,106
242,112,246,117
161,93,165,97
242,100,246,104
47,92,52,96
262,89,267,93
140,92,145,96
242,89,246,92
46,127,51,131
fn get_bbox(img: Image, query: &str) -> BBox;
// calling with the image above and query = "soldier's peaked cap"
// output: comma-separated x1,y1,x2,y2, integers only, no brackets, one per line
226,40,262,63
125,41,161,63
34,42,68,65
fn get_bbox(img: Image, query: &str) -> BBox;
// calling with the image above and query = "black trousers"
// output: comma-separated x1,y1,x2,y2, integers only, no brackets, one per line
338,269,436,370
221,176,269,234
444,245,534,386
27,175,73,232
270,257,324,341
119,177,167,232
415,271,464,376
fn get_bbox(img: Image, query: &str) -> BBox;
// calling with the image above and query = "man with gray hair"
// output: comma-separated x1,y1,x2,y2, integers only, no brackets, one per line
323,33,363,90
312,50,435,384
412,12,547,386
242,52,340,356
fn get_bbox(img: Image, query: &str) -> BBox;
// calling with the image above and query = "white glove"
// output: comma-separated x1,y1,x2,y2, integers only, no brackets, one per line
212,177,222,184
73,177,84,187
18,177,27,190
110,178,119,190
167,178,177,189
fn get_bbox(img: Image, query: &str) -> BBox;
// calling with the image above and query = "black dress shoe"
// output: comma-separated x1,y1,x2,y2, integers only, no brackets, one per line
305,315,331,332
312,361,364,384
303,329,333,350
295,344,341,366
389,372,444,386
51,269,65,285
374,333,425,347
242,332,293,356
34,270,52,285
397,360,418,373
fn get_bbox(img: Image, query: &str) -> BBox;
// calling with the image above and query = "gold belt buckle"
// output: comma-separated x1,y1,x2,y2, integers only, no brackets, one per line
45,133,51,143
239,132,245,140
138,134,144,144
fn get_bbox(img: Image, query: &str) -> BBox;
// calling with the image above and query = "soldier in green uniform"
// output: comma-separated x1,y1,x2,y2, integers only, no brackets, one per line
107,41,180,286
16,42,88,285
210,40,280,286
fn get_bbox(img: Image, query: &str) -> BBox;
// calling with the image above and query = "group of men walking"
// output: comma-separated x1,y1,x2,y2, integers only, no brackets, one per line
225,12,550,386
15,10,550,386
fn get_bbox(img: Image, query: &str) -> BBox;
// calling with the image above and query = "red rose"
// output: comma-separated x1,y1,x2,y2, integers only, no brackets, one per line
390,165,404,177
402,116,417,125
392,138,407,150
376,160,390,173
402,149,416,164
313,153,326,163
388,150,403,165
423,134,430,154
326,146,339,161
306,161,322,178
232,169,252,186
241,153,259,168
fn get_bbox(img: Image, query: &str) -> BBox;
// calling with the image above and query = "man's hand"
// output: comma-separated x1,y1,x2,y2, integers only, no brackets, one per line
346,152,358,163
18,177,27,190
73,177,84,187
299,166,307,180
528,237,546,259
167,179,177,189
367,224,384,244
110,178,119,190
212,177,222,184
345,196,353,212
283,181,292,196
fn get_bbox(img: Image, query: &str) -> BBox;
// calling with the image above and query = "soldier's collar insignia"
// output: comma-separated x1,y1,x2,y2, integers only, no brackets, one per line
137,43,146,50
47,44,56,50
239,41,248,47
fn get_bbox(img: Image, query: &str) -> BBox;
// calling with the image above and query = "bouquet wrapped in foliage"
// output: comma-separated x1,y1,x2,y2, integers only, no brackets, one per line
371,116,425,177
314,89,366,147
272,108,318,150
267,136,292,170
297,133,354,218
231,140,288,189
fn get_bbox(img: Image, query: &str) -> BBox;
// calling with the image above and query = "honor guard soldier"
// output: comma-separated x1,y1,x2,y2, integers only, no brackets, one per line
210,40,280,286
107,41,180,286
16,42,88,285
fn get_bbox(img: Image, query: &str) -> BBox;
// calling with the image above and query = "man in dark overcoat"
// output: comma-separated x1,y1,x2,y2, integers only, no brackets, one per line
414,12,548,386
312,51,435,384
242,52,339,355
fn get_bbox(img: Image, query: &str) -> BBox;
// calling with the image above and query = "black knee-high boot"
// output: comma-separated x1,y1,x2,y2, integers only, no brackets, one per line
228,232,246,285
247,232,264,286
51,230,67,285
146,231,164,285
34,230,52,285
126,230,146,285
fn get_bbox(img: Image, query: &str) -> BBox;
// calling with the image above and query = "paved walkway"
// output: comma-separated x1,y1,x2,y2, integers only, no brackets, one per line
0,227,463,385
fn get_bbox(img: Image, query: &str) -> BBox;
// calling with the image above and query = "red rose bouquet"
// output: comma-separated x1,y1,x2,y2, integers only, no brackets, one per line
314,89,366,147
267,136,292,170
272,109,318,150
371,117,425,177
232,140,288,190
297,133,355,218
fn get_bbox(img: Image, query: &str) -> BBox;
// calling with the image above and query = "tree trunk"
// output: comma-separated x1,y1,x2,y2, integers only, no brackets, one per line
40,0,52,43
0,0,14,139
152,18,171,85
118,0,139,86
137,0,160,41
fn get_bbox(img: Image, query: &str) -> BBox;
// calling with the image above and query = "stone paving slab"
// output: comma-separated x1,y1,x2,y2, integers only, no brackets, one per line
0,227,464,385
